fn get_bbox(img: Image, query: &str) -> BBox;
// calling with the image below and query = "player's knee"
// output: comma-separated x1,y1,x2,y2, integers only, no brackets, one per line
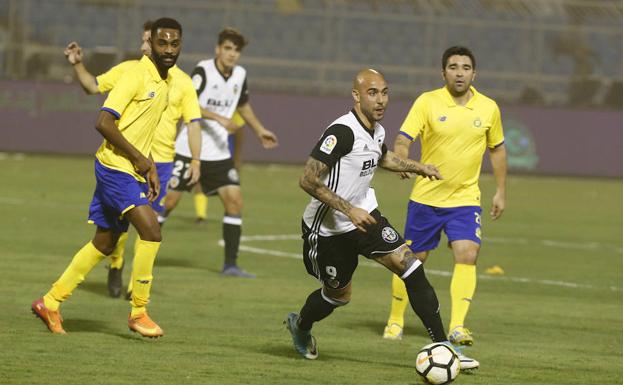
92,240,116,256
139,225,162,242
322,286,351,306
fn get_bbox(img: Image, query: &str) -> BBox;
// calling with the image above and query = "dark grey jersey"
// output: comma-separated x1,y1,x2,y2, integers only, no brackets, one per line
303,110,387,236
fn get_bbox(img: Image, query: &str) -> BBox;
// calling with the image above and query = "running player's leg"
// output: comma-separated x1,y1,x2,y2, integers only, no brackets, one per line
286,225,358,359
445,206,482,345
384,201,441,338
217,184,253,277
125,204,163,337
192,184,208,224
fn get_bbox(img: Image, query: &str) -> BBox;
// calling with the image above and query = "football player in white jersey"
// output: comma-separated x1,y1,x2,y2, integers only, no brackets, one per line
284,69,479,370
162,28,278,278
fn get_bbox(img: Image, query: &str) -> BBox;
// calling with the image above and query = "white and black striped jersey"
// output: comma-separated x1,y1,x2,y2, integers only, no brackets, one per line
302,110,388,236
175,59,249,161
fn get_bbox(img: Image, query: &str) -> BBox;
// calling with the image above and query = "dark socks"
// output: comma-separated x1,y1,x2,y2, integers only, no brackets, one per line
298,288,338,331
223,217,241,267
403,266,447,342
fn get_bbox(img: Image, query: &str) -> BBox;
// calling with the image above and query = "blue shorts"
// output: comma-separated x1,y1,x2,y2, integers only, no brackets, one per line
151,162,174,214
88,160,150,232
404,201,482,253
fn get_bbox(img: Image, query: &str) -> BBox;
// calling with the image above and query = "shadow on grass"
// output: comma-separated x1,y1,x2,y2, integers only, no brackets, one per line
258,343,410,369
62,319,159,341
342,318,431,339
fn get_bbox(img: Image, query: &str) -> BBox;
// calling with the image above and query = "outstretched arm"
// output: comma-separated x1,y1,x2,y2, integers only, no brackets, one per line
237,102,278,149
379,150,442,180
64,42,99,94
299,157,376,232
488,144,507,220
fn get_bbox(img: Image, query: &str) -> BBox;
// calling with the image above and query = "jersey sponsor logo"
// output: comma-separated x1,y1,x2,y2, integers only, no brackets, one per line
206,98,233,108
359,158,377,177
381,226,399,243
228,168,240,183
319,135,337,154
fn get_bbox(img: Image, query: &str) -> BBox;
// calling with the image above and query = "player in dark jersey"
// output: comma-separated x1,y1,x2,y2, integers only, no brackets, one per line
284,69,479,371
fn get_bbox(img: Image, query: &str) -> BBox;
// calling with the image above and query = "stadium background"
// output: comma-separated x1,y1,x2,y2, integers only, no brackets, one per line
0,0,622,176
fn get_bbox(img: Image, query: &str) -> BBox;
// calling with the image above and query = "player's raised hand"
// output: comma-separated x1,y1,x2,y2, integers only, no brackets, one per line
146,165,160,203
347,207,377,233
64,42,83,65
259,130,278,149
187,159,201,186
490,190,505,220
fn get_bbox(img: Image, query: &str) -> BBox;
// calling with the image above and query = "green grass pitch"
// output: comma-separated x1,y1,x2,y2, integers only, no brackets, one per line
1,154,621,384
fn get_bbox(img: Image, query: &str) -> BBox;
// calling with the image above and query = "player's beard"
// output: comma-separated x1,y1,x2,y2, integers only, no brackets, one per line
153,51,179,72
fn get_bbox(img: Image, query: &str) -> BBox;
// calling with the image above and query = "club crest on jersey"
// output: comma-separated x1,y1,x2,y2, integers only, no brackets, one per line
381,227,399,243
473,118,482,127
320,135,337,154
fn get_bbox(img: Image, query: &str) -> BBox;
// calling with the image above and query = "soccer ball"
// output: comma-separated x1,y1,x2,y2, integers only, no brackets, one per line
415,342,460,384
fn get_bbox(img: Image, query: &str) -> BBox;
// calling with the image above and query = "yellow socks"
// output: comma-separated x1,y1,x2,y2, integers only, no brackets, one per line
130,239,161,317
387,273,409,327
449,263,477,330
44,242,106,310
108,232,128,269
194,192,208,220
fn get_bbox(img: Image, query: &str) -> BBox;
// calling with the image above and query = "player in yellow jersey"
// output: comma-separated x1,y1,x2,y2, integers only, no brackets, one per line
63,21,202,298
382,46,507,346
31,18,184,338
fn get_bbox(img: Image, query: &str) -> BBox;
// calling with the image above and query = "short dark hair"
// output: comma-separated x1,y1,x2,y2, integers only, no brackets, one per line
151,17,182,39
218,27,248,49
442,46,476,70
143,20,154,32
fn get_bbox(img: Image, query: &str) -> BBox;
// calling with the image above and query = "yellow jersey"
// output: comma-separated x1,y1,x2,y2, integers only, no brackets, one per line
95,55,170,181
399,86,504,207
151,66,201,162
96,61,200,163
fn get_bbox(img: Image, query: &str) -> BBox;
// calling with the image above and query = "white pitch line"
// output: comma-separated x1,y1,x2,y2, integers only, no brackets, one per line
219,235,621,292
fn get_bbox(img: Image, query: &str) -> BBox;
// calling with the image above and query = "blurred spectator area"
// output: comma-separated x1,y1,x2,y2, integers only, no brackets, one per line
1,0,623,107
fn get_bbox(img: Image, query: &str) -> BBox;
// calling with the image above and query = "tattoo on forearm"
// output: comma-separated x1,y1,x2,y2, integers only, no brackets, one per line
300,158,353,215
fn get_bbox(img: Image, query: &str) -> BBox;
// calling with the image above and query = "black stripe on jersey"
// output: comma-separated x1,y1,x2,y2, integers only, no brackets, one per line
191,66,207,96
307,159,341,277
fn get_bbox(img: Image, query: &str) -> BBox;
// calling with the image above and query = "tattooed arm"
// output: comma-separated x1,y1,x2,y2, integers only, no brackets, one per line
299,157,376,232
379,150,442,181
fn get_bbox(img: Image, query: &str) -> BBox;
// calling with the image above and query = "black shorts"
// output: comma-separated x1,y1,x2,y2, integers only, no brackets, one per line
168,154,240,196
301,209,404,289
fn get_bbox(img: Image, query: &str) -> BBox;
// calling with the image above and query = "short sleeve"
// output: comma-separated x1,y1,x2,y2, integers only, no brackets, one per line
237,78,249,106
486,103,505,148
96,61,137,94
398,95,427,142
191,66,206,95
310,124,354,168
101,69,141,119
180,76,202,123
